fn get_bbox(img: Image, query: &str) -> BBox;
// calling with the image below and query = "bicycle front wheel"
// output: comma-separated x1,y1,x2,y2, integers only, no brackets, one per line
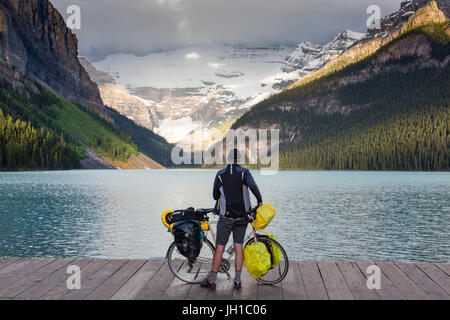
244,235,289,285
166,238,215,284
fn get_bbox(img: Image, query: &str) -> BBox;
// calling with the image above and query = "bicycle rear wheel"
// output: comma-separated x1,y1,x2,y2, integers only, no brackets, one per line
166,238,215,284
244,235,289,285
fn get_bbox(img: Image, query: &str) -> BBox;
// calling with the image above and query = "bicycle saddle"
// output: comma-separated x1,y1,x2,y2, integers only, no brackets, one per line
197,208,214,214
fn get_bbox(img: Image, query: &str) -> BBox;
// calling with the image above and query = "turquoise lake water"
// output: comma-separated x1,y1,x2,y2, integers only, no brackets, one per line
0,170,448,262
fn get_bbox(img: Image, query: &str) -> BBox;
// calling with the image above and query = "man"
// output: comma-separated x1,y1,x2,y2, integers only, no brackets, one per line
200,149,263,289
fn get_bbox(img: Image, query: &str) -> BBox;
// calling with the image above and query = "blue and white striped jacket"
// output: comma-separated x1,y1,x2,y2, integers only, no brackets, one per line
213,164,263,219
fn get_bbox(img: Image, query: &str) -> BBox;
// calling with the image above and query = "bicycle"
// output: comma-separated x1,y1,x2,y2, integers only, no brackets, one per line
163,207,289,285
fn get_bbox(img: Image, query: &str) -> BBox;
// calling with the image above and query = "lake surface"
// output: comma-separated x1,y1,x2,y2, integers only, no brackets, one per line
0,170,448,262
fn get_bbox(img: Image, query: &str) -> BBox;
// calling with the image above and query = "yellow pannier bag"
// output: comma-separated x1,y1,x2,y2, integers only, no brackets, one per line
243,242,271,279
251,204,276,231
265,233,282,268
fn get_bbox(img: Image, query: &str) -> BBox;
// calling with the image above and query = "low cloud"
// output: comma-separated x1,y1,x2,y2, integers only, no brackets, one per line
52,0,402,61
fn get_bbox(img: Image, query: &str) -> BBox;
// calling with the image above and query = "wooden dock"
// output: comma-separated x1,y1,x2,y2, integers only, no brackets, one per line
0,257,448,300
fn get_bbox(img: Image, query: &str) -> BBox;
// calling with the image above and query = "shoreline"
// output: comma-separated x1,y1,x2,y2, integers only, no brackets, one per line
1,168,450,173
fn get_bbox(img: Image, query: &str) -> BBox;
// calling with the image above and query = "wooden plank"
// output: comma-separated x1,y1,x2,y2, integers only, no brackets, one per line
163,262,197,300
0,257,20,269
0,259,73,298
434,263,450,277
395,262,449,300
376,262,429,300
86,259,147,300
206,264,236,300
232,269,258,300
416,263,450,295
176,262,204,300
317,261,354,300
297,261,328,300
355,261,404,300
185,263,214,301
40,259,109,300
0,258,445,301
111,260,165,300
336,261,379,300
61,259,128,300
136,260,182,300
0,259,32,277
281,261,307,300
17,259,92,300
257,282,283,300
0,258,55,293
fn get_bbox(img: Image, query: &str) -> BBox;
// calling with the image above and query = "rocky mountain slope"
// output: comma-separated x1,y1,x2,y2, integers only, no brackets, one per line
292,0,448,89
89,32,364,147
79,57,159,131
232,1,449,171
0,0,170,170
0,0,109,120
365,0,449,40
92,45,292,145
273,30,364,89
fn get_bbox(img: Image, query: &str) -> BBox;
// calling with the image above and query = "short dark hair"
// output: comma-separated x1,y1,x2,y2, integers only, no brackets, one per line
227,148,242,164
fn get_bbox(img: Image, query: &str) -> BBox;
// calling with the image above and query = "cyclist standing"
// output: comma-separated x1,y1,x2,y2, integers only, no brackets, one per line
200,149,263,289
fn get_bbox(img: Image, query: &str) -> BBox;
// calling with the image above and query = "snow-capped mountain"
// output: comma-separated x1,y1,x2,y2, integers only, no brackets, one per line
363,0,449,41
90,30,364,146
271,30,365,89
93,45,293,144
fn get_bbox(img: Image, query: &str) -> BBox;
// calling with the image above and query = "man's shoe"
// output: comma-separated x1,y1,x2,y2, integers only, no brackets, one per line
234,281,242,289
200,278,216,289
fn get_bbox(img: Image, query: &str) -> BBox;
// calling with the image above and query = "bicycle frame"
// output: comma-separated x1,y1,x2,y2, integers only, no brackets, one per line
205,214,257,261
165,208,289,285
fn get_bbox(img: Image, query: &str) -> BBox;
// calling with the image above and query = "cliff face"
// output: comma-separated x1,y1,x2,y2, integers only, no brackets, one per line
0,0,109,120
292,0,447,89
79,57,159,130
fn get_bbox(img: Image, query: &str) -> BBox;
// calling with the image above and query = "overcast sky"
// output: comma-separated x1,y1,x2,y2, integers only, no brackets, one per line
52,0,403,61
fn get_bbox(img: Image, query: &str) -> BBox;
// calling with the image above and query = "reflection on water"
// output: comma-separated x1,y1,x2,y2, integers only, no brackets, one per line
0,170,448,262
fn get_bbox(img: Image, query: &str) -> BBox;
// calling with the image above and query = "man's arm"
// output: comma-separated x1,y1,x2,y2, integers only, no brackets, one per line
213,173,222,201
244,170,263,204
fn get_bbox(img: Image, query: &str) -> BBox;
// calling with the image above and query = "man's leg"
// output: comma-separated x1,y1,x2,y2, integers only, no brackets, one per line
211,245,225,272
234,243,244,283
205,245,224,285
201,218,231,288
232,221,248,288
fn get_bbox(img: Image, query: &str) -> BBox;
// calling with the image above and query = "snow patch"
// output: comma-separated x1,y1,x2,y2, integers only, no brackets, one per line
155,117,201,144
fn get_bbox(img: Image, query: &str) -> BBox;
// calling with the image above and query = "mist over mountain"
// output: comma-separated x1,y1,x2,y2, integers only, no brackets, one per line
85,30,363,147
51,0,403,61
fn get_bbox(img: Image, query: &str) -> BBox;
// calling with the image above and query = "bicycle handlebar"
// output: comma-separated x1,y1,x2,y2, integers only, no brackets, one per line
172,205,259,217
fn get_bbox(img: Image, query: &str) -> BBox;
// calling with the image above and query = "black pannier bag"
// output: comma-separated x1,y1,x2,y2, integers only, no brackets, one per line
173,220,203,259
170,208,205,224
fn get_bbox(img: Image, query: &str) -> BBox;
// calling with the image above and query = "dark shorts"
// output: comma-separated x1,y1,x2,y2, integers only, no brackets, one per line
216,216,248,246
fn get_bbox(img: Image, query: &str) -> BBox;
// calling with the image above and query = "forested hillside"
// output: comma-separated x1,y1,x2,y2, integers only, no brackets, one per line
0,0,173,171
0,78,139,171
280,65,449,170
105,106,173,167
233,18,449,171
0,108,80,170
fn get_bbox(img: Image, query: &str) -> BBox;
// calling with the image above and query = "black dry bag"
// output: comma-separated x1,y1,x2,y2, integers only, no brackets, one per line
173,220,203,259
